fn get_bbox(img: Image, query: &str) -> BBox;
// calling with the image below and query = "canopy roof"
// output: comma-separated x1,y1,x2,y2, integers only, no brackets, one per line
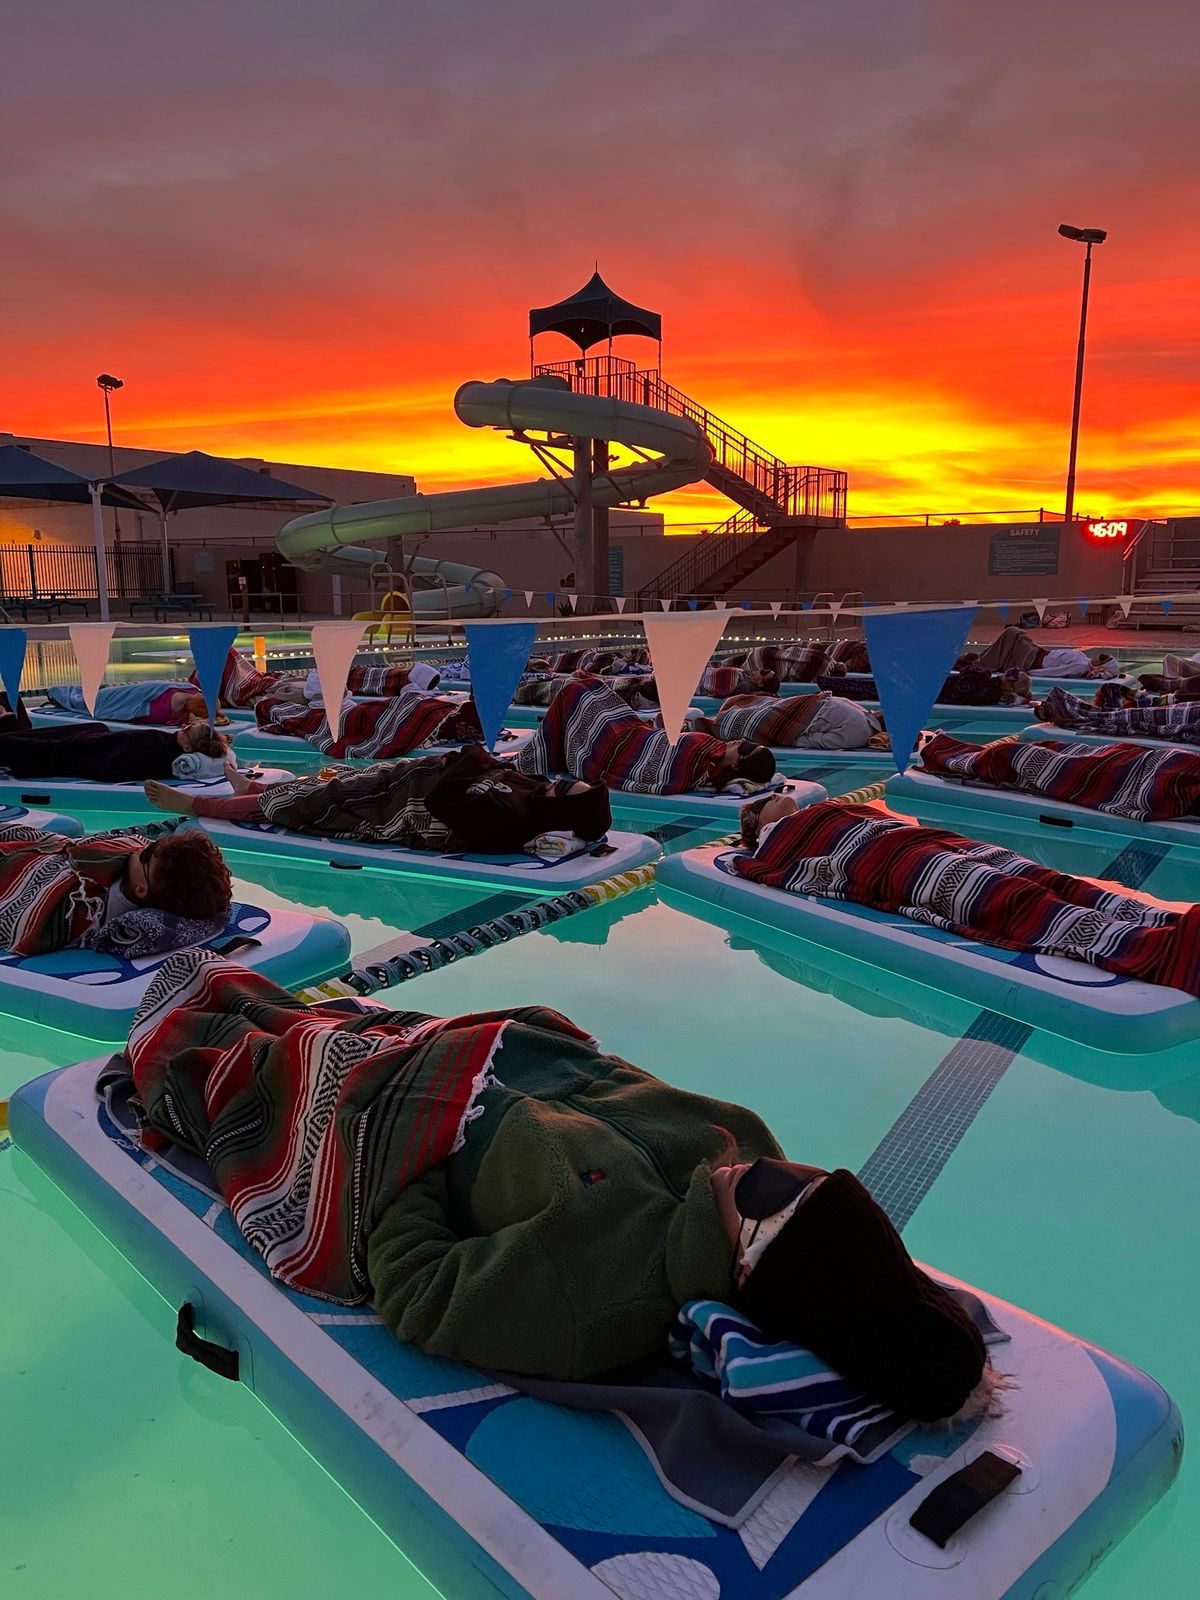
108,449,331,513
0,444,147,509
529,271,661,351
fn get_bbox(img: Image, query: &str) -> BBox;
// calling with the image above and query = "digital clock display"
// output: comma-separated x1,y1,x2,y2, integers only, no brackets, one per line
1086,520,1130,540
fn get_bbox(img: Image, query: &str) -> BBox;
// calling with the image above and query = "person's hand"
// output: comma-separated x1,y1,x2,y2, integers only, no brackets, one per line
144,780,193,815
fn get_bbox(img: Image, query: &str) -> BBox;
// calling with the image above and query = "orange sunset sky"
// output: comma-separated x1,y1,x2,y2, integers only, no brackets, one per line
6,0,1198,530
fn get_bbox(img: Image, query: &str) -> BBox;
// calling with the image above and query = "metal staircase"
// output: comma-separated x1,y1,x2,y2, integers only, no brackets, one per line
534,357,846,600
1123,520,1200,630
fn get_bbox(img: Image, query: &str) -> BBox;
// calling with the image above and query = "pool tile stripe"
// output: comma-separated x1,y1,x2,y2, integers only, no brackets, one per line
1100,839,1172,890
857,1010,1033,1232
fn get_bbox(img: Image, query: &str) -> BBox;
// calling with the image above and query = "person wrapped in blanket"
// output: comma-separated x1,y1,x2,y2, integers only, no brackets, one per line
126,950,1000,1425
820,660,1032,708
0,822,232,958
973,624,1118,679
736,795,1200,993
1139,652,1200,698
0,711,229,782
44,681,229,726
689,690,886,750
1035,685,1200,745
512,677,777,794
143,742,613,856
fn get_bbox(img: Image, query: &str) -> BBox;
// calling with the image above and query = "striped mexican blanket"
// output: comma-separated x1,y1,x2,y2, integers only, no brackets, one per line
699,664,751,698
738,642,830,682
254,687,481,759
514,678,735,794
127,951,592,1302
196,649,283,707
736,801,1200,994
345,664,416,696
513,673,566,707
708,692,824,747
1038,686,1200,746
921,732,1200,822
670,1300,910,1465
0,825,138,956
258,758,453,849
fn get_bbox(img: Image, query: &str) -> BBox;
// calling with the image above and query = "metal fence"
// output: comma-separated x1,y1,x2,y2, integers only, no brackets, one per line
0,542,168,604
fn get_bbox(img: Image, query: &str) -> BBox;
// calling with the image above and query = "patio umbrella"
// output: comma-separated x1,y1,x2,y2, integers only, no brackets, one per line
108,451,331,592
0,445,150,622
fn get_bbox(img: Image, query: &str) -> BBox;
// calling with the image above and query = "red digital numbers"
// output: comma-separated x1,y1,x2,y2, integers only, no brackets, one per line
1086,520,1130,540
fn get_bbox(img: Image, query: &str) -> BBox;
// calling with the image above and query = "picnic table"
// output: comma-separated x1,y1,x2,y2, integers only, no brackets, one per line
127,591,215,622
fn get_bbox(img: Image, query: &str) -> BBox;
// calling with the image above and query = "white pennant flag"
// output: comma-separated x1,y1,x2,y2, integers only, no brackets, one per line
567,593,579,612
310,620,367,740
660,598,673,611
523,590,534,607
828,601,842,621
644,612,731,744
69,623,116,714
769,601,783,617
615,596,627,613
714,600,729,611
1031,598,1048,621
1117,596,1135,618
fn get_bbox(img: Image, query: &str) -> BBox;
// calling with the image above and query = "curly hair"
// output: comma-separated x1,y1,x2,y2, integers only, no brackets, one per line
147,832,234,920
187,722,229,759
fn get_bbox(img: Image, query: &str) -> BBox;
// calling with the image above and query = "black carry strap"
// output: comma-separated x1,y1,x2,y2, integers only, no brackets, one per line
908,1450,1021,1548
176,1302,240,1381
214,936,263,958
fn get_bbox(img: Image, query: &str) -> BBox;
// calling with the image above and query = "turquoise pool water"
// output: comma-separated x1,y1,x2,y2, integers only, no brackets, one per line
2,723,1197,1596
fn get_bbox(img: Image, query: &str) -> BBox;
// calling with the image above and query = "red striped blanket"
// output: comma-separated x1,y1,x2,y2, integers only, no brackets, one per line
1038,686,1200,746
195,649,283,707
514,678,735,794
127,952,592,1301
699,665,751,697
709,692,824,746
0,826,140,955
736,801,1200,994
346,665,416,696
921,733,1200,822
254,688,482,759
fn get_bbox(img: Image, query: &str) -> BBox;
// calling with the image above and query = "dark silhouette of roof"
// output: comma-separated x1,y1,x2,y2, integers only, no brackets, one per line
529,271,661,351
108,449,331,512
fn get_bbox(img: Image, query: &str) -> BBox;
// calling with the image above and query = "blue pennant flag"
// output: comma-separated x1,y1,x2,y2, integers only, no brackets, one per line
0,627,28,711
865,605,978,776
996,604,1009,623
545,593,555,608
740,599,754,610
1162,599,1174,615
801,598,814,611
465,622,539,751
189,625,240,724
1075,599,1089,621
687,598,699,611
502,588,513,604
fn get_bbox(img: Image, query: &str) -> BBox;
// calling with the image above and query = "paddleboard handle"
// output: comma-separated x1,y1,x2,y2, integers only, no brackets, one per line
176,1302,240,1382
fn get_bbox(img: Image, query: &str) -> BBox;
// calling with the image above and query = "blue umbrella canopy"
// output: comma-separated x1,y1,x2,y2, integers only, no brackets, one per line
0,444,147,509
109,449,331,512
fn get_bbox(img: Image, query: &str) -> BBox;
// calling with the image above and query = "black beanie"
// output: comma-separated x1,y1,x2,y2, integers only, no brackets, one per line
735,1169,986,1421
532,781,612,842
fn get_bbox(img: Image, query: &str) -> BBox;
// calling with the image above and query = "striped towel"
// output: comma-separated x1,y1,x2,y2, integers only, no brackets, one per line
669,1299,912,1465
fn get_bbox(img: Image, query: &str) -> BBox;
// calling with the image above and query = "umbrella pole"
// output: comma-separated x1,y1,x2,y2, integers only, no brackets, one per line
159,509,171,592
88,484,111,623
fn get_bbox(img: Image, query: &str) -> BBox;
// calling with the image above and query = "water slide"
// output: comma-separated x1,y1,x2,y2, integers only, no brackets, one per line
276,375,712,615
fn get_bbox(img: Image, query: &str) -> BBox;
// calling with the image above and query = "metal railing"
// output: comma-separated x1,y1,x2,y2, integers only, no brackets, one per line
535,356,846,522
0,541,167,605
637,510,762,601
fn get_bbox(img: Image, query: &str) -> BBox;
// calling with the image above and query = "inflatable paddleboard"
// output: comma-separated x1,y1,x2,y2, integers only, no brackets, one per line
657,844,1200,1052
0,803,83,837
0,904,350,1038
1020,723,1200,755
598,775,823,821
886,768,1200,850
0,769,295,814
193,818,662,890
10,1055,1182,1600
231,725,534,763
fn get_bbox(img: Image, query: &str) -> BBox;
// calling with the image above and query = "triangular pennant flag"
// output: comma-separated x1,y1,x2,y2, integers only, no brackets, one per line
1031,598,1048,621
567,593,579,612
69,623,116,714
524,590,534,607
828,602,842,621
865,605,978,776
545,593,555,607
687,598,699,611
1075,599,1089,621
310,620,367,740
502,588,513,604
769,601,782,616
1161,599,1174,615
740,600,753,611
660,598,673,611
644,612,730,744
0,627,28,712
465,622,540,752
996,604,1009,623
189,625,239,724
1117,597,1134,618
615,596,627,613
714,600,729,611
800,598,814,611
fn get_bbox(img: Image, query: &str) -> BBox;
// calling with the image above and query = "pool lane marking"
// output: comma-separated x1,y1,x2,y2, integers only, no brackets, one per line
410,892,536,942
1099,838,1172,890
857,1009,1033,1233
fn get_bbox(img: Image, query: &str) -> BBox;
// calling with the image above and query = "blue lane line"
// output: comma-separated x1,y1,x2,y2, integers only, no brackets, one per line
857,1009,1033,1232
1100,838,1172,890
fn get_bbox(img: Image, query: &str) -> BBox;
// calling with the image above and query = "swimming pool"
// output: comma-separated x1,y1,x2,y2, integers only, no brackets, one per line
2,722,1195,1597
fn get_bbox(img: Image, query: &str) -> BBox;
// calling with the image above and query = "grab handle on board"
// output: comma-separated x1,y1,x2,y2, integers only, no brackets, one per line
908,1450,1020,1547
176,1303,240,1381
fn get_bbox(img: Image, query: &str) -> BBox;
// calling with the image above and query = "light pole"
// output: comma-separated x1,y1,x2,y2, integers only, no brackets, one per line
96,373,124,538
1057,224,1106,525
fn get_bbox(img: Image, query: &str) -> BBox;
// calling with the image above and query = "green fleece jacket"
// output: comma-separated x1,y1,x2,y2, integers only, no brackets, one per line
366,1032,781,1380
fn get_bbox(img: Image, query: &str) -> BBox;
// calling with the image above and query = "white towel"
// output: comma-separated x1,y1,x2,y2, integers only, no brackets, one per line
523,831,587,861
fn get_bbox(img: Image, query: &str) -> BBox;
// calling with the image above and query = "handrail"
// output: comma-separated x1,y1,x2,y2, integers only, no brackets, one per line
636,510,761,602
